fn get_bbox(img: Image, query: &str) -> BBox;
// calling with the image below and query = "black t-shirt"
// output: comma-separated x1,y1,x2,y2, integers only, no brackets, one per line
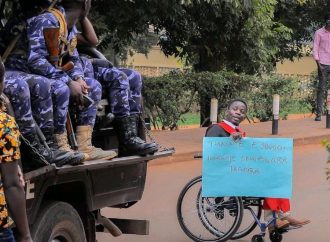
205,124,230,137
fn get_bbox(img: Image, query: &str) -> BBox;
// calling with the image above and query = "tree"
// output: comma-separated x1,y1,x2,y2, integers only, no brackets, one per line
88,0,296,125
92,1,293,74
274,0,330,61
3,0,328,72
90,0,163,60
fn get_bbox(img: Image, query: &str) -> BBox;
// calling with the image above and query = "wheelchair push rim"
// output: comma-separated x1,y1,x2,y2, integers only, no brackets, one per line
176,176,244,242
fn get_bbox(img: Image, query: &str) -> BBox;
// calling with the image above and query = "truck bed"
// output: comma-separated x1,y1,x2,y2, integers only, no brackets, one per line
24,150,173,180
24,150,174,220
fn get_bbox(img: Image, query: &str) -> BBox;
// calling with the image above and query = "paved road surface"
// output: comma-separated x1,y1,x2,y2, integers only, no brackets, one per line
97,144,330,242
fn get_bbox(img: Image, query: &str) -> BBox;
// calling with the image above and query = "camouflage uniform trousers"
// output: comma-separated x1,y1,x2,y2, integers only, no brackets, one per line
48,79,70,134
79,57,142,118
5,71,73,135
4,70,53,136
119,68,143,115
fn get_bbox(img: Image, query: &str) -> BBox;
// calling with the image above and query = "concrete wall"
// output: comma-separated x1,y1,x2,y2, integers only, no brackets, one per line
125,46,183,68
126,46,317,76
276,56,317,75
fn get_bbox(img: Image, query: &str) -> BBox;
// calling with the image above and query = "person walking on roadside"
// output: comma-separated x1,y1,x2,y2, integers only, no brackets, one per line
0,59,33,242
313,13,330,121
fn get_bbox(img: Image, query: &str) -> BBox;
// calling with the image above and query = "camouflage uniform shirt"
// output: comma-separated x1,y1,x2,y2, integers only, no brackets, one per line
26,7,84,84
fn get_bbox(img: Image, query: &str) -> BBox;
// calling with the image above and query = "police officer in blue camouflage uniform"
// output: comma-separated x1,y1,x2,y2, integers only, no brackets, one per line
75,14,158,156
25,0,117,160
0,6,85,167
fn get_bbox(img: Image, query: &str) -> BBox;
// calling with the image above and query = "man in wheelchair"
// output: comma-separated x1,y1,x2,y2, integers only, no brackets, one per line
205,99,310,231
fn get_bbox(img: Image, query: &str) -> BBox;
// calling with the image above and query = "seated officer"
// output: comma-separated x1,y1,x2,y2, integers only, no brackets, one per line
25,0,117,160
69,4,158,156
0,11,84,167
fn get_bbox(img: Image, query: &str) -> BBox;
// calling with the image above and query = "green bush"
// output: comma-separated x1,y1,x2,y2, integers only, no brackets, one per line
143,71,313,129
245,74,313,121
322,139,330,180
142,72,198,130
143,71,254,129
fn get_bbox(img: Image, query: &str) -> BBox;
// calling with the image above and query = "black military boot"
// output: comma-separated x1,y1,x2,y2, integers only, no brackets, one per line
42,128,85,166
20,132,54,172
115,115,158,156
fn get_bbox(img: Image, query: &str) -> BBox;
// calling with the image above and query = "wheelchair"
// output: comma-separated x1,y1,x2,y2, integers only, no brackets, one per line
177,175,290,242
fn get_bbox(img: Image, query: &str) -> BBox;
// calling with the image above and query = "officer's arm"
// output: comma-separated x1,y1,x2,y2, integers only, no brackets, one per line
65,26,86,81
66,47,85,81
77,17,98,47
26,14,72,84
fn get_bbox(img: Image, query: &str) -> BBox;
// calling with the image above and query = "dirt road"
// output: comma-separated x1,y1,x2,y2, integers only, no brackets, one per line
97,144,330,242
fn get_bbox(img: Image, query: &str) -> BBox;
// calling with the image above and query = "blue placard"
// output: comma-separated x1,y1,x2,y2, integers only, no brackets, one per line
202,137,293,198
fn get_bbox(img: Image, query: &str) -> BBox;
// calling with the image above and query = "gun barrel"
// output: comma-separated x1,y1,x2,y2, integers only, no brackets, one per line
66,112,78,150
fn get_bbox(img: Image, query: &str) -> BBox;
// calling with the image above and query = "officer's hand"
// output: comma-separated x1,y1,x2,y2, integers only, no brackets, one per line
68,81,84,106
80,2,91,20
231,132,242,142
76,78,90,94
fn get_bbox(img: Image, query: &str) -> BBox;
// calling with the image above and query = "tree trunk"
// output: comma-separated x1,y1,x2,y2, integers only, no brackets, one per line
195,49,221,127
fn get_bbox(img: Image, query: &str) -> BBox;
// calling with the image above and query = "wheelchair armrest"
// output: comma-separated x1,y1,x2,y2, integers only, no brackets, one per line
194,153,202,159
77,46,107,60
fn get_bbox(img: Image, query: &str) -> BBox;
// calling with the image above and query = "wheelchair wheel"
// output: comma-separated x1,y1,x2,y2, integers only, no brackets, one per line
231,197,263,240
251,234,264,242
177,176,243,242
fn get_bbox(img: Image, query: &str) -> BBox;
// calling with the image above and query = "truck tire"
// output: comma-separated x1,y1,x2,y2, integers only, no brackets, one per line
31,201,87,242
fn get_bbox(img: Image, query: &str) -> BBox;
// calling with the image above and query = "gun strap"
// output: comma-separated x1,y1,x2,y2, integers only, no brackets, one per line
47,8,68,41
47,7,74,67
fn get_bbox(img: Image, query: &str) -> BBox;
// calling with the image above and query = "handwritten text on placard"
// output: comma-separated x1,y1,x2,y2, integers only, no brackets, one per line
202,137,293,198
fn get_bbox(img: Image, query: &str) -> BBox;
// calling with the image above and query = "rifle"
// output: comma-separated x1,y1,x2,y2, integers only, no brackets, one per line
44,28,79,149
43,28,74,72
66,111,78,150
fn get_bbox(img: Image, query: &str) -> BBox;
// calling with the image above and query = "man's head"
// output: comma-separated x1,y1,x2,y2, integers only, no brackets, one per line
61,0,91,14
224,99,247,126
325,13,330,28
61,0,91,27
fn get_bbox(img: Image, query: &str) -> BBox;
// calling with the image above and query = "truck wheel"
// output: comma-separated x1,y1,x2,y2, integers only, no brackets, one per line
31,201,87,242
